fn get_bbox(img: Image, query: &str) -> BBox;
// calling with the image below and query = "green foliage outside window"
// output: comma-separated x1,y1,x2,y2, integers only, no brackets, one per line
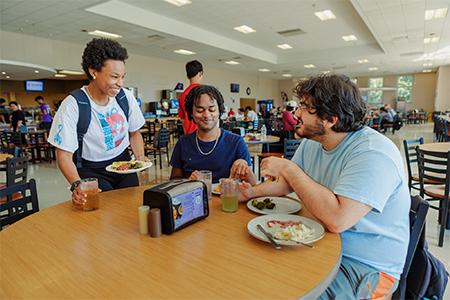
397,75,413,102
368,77,383,104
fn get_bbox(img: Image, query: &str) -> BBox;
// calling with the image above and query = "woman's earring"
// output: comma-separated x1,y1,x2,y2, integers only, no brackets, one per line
93,76,96,80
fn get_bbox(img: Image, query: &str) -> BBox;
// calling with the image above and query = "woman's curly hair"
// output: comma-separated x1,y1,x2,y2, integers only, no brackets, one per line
81,38,128,80
185,85,226,121
293,74,367,132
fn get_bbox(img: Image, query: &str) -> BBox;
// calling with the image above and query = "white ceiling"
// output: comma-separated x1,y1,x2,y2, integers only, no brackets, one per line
0,0,449,80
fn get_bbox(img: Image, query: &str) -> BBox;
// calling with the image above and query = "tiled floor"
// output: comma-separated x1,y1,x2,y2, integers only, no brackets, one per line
30,122,449,298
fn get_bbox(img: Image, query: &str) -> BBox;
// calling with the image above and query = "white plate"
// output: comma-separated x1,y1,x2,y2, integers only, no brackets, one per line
105,161,153,174
212,183,221,195
247,214,325,246
247,196,302,215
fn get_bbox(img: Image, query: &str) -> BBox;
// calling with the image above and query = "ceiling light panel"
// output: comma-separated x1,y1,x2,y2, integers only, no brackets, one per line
314,10,336,21
164,0,192,7
174,49,196,55
54,74,67,78
423,63,433,67
282,74,292,77
88,30,122,39
358,59,369,64
225,60,240,65
258,68,270,72
304,64,316,68
342,35,357,41
423,69,432,72
369,67,378,71
424,37,440,44
59,70,84,75
424,8,448,20
234,25,256,34
277,44,293,50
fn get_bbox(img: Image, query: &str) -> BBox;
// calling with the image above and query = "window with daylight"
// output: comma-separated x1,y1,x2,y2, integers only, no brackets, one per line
397,75,413,102
368,77,383,104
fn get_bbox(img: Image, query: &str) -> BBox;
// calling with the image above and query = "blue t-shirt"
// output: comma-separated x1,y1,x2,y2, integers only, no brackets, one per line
170,129,251,183
291,127,410,279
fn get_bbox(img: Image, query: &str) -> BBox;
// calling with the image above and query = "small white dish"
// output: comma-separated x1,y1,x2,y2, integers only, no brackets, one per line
247,196,302,215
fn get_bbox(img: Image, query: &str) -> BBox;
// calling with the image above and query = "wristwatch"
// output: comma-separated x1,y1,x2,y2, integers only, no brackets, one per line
70,180,82,192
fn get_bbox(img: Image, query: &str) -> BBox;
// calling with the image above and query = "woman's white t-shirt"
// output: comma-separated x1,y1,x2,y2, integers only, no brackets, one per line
48,87,145,162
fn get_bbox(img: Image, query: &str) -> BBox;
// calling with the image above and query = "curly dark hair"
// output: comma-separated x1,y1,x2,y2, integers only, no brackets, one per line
293,74,366,132
185,85,225,121
81,38,128,80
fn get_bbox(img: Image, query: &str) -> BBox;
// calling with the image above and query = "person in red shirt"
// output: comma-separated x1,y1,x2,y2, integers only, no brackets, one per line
178,60,203,134
228,108,235,117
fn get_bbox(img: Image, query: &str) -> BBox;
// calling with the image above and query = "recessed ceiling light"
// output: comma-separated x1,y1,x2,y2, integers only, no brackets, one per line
54,74,67,78
342,35,357,41
88,30,122,39
424,37,440,44
6,76,10,79
234,25,256,34
282,74,292,77
423,63,433,67
321,70,331,74
174,49,196,55
425,8,448,20
358,59,369,64
1,72,6,75
314,10,336,21
369,67,378,71
277,44,293,50
164,0,192,6
59,70,84,75
225,60,240,65
304,64,316,68
34,70,39,73
258,68,270,72
423,69,432,72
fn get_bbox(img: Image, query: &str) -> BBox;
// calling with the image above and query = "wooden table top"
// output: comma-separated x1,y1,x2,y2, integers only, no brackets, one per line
0,186,341,299
0,153,12,162
244,135,280,144
419,142,450,153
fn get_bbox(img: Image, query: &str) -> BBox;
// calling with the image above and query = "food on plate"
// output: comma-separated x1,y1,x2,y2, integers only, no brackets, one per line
251,198,276,210
111,160,144,171
266,220,314,242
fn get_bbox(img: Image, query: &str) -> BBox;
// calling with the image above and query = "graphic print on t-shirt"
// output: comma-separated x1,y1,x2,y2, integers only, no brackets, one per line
97,108,126,151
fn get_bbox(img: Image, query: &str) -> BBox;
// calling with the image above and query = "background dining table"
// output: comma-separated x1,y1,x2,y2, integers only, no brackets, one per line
0,185,341,299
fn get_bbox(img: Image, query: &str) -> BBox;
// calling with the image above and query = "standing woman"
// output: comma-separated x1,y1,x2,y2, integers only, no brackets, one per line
48,38,146,207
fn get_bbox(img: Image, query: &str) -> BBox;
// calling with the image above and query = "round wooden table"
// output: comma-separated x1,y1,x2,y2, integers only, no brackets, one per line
0,186,341,299
244,134,280,145
0,153,13,163
419,142,450,152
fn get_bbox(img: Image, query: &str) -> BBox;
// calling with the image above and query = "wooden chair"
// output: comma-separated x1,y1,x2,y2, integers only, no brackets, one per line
27,131,53,162
416,146,450,247
145,128,170,169
0,179,39,230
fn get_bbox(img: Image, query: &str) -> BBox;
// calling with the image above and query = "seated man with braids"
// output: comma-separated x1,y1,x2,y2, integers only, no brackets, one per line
170,85,256,184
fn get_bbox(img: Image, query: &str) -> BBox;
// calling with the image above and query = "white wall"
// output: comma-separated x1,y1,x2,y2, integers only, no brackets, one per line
435,65,450,111
0,30,280,111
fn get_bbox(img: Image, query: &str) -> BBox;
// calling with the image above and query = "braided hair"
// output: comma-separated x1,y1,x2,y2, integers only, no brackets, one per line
293,74,367,132
185,85,226,121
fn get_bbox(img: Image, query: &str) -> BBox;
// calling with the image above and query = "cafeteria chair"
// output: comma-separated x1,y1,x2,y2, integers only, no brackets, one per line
0,179,39,230
402,138,442,192
145,128,170,169
284,139,302,160
392,195,429,300
416,147,450,247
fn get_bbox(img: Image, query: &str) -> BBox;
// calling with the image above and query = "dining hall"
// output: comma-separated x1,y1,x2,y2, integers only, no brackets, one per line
1,0,450,299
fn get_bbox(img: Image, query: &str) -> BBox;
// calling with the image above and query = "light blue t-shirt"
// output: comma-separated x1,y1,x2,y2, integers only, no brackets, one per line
292,127,410,278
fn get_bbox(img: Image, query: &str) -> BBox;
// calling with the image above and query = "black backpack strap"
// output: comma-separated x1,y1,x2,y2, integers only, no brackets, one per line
69,89,91,168
116,88,129,121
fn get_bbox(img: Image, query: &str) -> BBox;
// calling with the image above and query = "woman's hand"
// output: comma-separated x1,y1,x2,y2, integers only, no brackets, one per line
136,155,150,162
72,187,101,208
237,181,254,202
189,170,201,181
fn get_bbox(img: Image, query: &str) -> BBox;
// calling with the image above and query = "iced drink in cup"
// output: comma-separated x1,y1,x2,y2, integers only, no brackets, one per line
198,170,212,201
219,178,239,213
79,178,99,211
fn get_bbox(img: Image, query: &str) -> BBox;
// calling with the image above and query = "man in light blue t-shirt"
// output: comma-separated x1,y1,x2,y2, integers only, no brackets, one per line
238,75,410,299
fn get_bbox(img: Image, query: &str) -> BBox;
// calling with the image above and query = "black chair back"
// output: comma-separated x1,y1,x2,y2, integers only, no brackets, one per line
6,156,28,187
284,139,302,160
0,179,39,230
402,138,424,191
393,195,429,299
154,128,170,149
416,147,450,247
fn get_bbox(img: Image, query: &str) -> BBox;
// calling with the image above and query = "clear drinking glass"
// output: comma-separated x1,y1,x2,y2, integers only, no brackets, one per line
79,178,99,211
198,170,212,201
219,178,239,213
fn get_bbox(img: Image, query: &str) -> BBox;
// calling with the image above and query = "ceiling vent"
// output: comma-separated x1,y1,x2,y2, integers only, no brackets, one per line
147,34,165,42
391,35,408,42
277,28,306,37
400,51,423,57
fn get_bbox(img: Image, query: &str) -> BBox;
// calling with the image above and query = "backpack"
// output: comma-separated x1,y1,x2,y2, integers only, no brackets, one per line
69,88,129,168
393,114,403,131
406,239,449,299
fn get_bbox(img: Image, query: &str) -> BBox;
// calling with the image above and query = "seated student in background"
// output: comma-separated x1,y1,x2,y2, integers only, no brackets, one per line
238,75,409,299
170,85,256,185
9,101,25,132
378,106,394,130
